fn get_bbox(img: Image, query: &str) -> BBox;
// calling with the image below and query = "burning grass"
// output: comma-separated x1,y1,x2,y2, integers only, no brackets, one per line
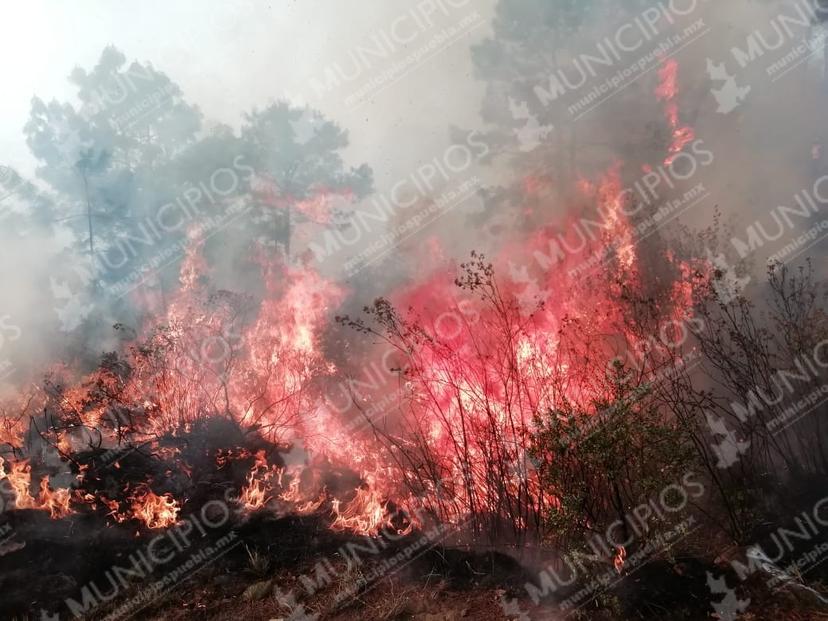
0,59,710,556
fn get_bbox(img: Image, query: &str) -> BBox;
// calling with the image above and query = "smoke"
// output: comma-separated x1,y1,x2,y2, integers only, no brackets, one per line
301,0,828,447
0,0,826,511
1,9,828,614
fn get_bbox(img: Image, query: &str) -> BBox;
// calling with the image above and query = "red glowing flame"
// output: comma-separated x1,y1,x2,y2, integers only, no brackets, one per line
0,60,707,539
656,58,695,166
614,545,627,573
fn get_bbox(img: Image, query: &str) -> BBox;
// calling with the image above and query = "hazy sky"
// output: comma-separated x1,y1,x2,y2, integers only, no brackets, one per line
0,0,495,185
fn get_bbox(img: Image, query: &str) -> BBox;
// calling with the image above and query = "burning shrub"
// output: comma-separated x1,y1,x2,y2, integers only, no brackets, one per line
338,230,702,545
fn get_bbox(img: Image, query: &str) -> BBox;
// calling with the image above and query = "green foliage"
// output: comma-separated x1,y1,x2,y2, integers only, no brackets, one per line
19,46,374,332
530,361,695,542
241,102,372,201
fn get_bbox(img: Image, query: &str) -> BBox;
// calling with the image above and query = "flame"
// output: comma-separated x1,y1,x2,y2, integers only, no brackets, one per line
613,545,627,573
656,58,695,166
0,458,73,517
331,483,389,535
2,458,38,510
239,470,272,511
101,496,126,522
238,452,276,512
38,478,72,519
0,161,701,536
0,59,706,540
130,488,180,529
278,475,303,503
276,470,326,515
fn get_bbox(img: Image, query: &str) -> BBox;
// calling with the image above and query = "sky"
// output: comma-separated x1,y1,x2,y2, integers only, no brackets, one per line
0,0,495,185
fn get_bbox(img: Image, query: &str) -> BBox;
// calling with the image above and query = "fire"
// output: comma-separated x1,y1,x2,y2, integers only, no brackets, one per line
613,546,627,573
230,259,345,439
341,154,673,531
0,163,701,538
130,488,180,529
656,58,695,166
238,454,277,512
331,484,389,535
38,478,72,519
1,458,38,510
101,496,127,522
0,458,73,517
279,477,302,502
278,474,324,514
239,470,272,511
0,57,707,545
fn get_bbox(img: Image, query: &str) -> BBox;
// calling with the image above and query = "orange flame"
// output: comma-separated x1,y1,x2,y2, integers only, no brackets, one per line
131,488,180,529
613,546,627,573
239,472,271,511
38,478,72,519
656,58,695,166
2,458,38,510
0,458,73,517
331,484,389,535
